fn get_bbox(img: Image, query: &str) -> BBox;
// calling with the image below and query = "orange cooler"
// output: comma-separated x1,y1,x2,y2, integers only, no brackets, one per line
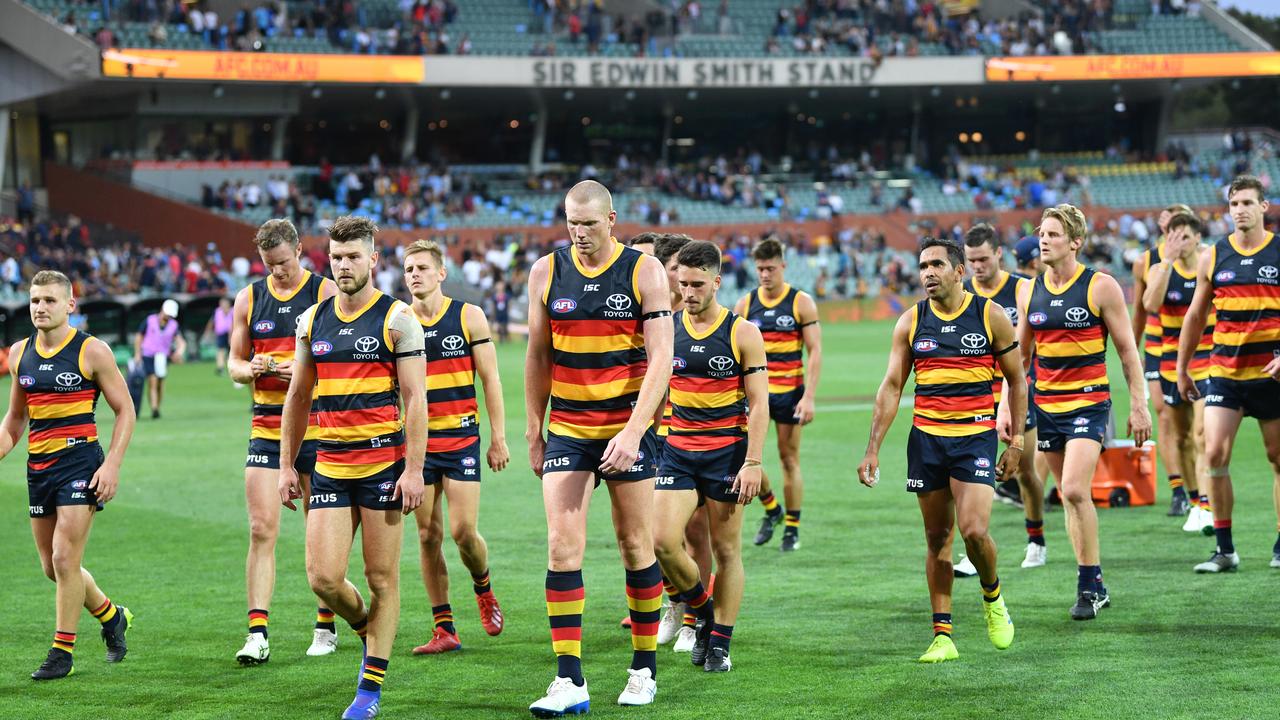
1091,442,1156,508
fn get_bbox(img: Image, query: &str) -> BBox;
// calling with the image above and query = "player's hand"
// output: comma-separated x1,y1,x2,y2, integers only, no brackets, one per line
1264,355,1280,381
1128,406,1153,446
996,403,1014,444
278,467,302,511
599,429,641,476
793,396,816,425
249,355,270,377
857,451,880,488
731,464,762,505
89,463,120,503
995,445,1022,481
393,470,425,515
527,433,546,477
170,351,184,365
1177,369,1200,402
487,438,510,473
272,359,294,380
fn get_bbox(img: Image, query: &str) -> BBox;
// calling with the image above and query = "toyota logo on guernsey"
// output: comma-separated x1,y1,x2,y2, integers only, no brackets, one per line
776,315,796,329
56,372,83,387
606,294,632,311
254,320,275,333
551,298,577,313
961,333,987,350
441,335,465,351
913,338,938,353
1260,265,1279,280
709,356,735,372
312,340,333,356
1065,307,1089,323
355,336,380,353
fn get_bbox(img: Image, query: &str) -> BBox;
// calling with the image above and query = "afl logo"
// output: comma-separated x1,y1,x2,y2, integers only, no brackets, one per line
913,338,938,353
441,335,465,351
776,315,796,329
606,294,632,311
462,456,477,468
975,457,991,469
1065,307,1089,323
17,375,35,387
312,340,333,356
378,481,395,493
961,333,987,350
1215,270,1236,283
72,479,88,490
1260,265,1278,280
1168,291,1183,301
56,372,83,387
551,298,577,313
750,319,763,327
709,356,735,372
355,336,380,353
672,357,687,370
1073,416,1091,426
1029,312,1048,326
253,320,275,333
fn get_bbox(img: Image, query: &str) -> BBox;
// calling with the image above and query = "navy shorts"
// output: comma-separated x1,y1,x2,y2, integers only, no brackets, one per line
1161,377,1209,408
905,428,997,494
247,437,318,474
1034,401,1110,453
310,459,406,511
28,444,105,518
424,438,480,484
657,438,747,504
216,332,231,350
141,354,166,379
542,429,660,483
1203,377,1280,420
1144,351,1160,382
768,387,805,425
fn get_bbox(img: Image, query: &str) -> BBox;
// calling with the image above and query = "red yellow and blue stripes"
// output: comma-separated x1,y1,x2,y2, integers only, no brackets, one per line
1209,233,1280,382
910,295,996,437
16,331,99,469
668,309,748,452
420,298,481,453
52,631,76,654
1159,262,1214,383
249,271,323,441
1030,266,1111,415
749,285,805,394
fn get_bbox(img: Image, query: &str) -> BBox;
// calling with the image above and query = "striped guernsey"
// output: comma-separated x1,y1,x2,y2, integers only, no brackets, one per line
15,330,99,471
909,293,997,437
248,270,325,441
1028,265,1111,415
418,297,480,453
1208,231,1280,382
667,307,748,452
747,284,804,395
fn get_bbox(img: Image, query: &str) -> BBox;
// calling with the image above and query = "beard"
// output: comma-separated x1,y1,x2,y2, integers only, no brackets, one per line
339,270,370,296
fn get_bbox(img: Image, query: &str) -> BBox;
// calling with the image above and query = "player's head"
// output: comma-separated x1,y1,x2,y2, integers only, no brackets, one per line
752,237,786,291
962,223,1002,283
219,296,232,310
1159,203,1193,234
160,299,179,326
1228,175,1268,233
1166,211,1203,256
254,218,303,286
564,180,616,257
629,232,661,256
403,239,446,300
917,237,965,301
28,270,75,331
327,216,379,296
676,240,722,315
1014,236,1042,276
1038,203,1087,266
656,233,693,304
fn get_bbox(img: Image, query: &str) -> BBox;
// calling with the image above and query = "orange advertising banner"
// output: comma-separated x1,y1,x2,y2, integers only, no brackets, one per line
986,52,1280,82
101,49,424,84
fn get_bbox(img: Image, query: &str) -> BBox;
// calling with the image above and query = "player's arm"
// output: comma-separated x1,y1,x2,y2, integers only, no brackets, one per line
1096,274,1152,444
464,303,509,473
274,279,338,382
318,277,338,301
857,310,914,488
733,320,769,503
227,286,261,384
1130,252,1149,352
1016,278,1034,374
523,256,553,475
732,294,749,316
997,280,1034,440
133,322,144,361
84,338,135,503
1177,250,1215,400
390,306,427,514
599,254,673,474
278,305,318,510
989,303,1025,481
795,291,822,425
0,341,30,462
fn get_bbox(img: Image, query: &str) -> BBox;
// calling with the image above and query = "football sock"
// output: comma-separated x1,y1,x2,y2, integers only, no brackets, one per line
92,598,122,632
682,611,697,629
932,613,952,638
981,577,1001,603
1025,519,1045,547
546,569,584,686
682,582,714,623
432,604,456,635
1169,474,1184,494
1214,519,1235,554
760,491,781,516
625,562,662,679
662,576,679,604
350,616,369,647
52,630,75,656
471,569,492,596
1077,565,1103,593
709,623,733,653
784,509,801,534
357,656,387,693
316,607,336,633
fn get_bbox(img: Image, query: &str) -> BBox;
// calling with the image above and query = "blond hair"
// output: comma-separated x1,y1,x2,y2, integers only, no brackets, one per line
404,239,445,268
1040,203,1087,241
30,270,72,295
254,218,299,250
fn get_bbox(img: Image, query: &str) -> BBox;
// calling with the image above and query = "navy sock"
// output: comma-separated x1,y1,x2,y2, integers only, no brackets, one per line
1077,565,1103,593
1025,519,1045,547
1214,521,1235,554
932,613,952,637
709,623,733,653
357,656,387,694
1273,532,1280,556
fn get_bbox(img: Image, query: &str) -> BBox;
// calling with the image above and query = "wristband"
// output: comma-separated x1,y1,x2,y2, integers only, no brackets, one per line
742,459,762,467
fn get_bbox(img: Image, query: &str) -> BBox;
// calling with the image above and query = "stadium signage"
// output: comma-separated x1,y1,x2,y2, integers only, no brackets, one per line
986,52,1280,82
531,58,877,87
101,49,425,83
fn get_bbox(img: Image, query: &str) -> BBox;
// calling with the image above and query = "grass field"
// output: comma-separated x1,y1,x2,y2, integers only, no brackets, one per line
1,321,1278,719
